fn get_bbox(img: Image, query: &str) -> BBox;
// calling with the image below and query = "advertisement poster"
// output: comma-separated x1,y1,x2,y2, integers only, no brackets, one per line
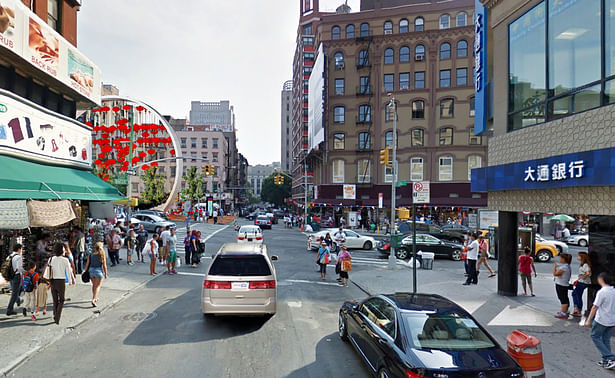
0,0,23,54
68,49,95,98
343,184,356,200
28,17,59,77
0,89,92,168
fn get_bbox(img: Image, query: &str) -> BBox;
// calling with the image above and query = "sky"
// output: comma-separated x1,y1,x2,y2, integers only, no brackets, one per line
77,0,360,166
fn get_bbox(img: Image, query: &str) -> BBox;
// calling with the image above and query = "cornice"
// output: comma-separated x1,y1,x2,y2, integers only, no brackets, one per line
481,0,505,8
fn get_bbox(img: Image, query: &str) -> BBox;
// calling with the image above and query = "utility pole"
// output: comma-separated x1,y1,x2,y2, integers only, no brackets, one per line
388,98,398,269
304,152,308,229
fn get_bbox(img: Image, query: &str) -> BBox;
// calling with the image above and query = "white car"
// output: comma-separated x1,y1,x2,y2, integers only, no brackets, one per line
237,225,263,244
536,234,568,253
566,234,589,247
310,228,376,251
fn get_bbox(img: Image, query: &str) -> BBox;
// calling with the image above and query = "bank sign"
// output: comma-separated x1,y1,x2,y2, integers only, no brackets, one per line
470,148,615,192
474,0,488,136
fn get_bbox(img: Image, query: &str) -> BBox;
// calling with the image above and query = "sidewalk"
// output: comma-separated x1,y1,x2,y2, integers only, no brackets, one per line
350,262,610,378
0,221,229,376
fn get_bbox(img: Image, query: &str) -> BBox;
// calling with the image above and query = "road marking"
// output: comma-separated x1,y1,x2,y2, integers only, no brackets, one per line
175,271,205,277
287,301,303,308
203,224,231,242
283,279,343,287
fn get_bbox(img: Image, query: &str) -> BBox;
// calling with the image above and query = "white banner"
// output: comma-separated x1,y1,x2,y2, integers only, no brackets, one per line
343,184,356,200
0,90,92,168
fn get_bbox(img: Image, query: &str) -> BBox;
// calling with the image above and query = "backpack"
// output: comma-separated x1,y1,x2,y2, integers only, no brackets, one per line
1,253,16,281
22,271,35,292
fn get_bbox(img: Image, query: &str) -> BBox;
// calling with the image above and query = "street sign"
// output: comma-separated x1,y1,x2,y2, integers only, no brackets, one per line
378,193,383,208
126,169,137,176
396,180,407,187
412,181,430,204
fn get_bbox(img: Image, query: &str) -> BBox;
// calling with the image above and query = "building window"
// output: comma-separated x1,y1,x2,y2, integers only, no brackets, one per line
191,138,197,148
346,24,355,38
132,183,138,192
410,157,424,181
439,128,453,145
384,74,394,92
440,98,454,118
181,138,187,148
333,133,345,149
358,160,371,183
411,129,424,146
439,14,450,29
399,46,410,62
335,78,345,95
358,50,369,67
384,21,393,34
332,160,345,183
334,106,345,123
469,127,482,145
201,138,207,148
457,40,468,58
360,76,371,94
303,24,313,35
439,157,453,181
399,73,410,90
399,19,409,33
470,97,475,117
171,167,176,176
47,0,60,30
358,132,371,150
332,26,341,40
385,131,394,148
412,100,425,119
456,12,467,27
468,155,482,180
202,153,208,161
334,52,344,69
213,153,218,162
213,139,219,148
414,72,425,89
302,36,314,46
304,52,315,62
358,105,371,122
191,152,197,162
456,68,468,86
439,70,451,87
360,22,370,37
414,17,424,31
415,45,425,60
303,66,312,76
384,48,394,64
439,43,451,59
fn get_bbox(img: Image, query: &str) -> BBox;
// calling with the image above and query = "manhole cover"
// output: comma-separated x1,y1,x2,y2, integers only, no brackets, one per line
121,312,157,322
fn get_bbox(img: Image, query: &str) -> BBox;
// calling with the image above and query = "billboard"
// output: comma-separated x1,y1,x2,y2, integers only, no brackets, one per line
0,0,102,105
0,89,92,168
473,0,488,136
308,44,325,152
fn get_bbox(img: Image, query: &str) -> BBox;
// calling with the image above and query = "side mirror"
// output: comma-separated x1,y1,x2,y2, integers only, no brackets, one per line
271,255,279,261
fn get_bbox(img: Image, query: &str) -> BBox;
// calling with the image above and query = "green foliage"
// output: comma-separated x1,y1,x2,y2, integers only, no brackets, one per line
181,166,205,202
141,167,167,206
260,173,291,207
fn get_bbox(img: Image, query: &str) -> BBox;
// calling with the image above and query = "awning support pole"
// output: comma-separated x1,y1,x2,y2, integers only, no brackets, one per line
40,182,61,199
86,187,101,200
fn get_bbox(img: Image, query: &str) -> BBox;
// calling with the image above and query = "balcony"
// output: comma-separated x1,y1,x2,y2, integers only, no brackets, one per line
356,86,372,96
356,59,371,70
355,116,372,125
355,31,373,42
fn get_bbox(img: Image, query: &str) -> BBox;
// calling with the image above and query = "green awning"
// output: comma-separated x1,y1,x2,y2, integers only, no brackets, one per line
0,155,125,201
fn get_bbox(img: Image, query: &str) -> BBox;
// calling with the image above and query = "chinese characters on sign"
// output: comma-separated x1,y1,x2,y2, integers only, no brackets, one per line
474,13,483,92
524,161,584,182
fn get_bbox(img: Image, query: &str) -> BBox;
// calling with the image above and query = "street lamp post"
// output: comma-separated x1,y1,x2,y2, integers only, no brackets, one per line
388,98,398,269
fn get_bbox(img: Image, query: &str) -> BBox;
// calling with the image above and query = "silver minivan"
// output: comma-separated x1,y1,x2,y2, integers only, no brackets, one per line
202,243,278,316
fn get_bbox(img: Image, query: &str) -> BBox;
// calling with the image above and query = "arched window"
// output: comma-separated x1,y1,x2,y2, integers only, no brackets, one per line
385,131,393,147
457,40,468,57
331,26,341,40
360,22,370,37
439,14,450,29
384,48,394,64
358,49,369,67
399,19,409,33
439,42,451,60
358,105,371,122
439,128,453,145
412,100,425,119
346,24,355,38
415,44,425,59
440,98,454,118
384,20,393,34
334,52,344,69
414,17,424,31
399,46,410,62
456,12,467,27
439,156,453,181
411,129,424,146
410,157,424,181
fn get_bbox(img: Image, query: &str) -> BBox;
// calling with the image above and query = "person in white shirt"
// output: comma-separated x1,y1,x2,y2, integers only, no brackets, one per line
159,226,172,265
586,272,615,369
143,234,160,276
47,243,73,324
463,233,479,285
5,244,24,316
333,227,347,251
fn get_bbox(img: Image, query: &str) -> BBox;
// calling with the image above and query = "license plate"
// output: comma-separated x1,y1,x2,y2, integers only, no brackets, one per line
248,238,253,241
232,282,249,291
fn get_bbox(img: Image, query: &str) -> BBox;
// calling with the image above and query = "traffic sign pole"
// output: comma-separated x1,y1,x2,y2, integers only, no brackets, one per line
411,181,430,294
388,98,398,270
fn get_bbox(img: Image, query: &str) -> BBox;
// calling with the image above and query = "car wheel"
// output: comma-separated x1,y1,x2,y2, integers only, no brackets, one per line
395,248,409,260
155,227,161,234
579,239,588,247
363,241,373,250
378,368,391,378
338,312,348,341
536,250,552,263
332,243,338,253
451,238,462,244
451,249,462,261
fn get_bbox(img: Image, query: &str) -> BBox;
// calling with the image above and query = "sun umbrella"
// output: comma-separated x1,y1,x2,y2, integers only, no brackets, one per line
549,214,575,222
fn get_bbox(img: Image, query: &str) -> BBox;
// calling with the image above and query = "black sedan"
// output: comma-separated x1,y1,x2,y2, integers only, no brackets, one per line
377,234,463,261
339,293,524,378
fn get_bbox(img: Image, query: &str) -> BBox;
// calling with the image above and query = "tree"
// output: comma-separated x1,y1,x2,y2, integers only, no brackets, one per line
260,173,291,207
181,166,205,202
141,167,167,206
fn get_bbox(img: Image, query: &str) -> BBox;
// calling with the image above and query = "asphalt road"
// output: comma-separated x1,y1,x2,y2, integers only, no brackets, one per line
11,221,371,378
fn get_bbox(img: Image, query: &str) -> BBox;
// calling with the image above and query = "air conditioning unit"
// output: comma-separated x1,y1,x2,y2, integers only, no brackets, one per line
384,30,393,35
336,63,345,70
415,54,424,61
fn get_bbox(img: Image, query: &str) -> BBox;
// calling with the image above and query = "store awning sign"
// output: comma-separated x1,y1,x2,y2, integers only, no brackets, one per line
474,0,488,136
343,184,356,200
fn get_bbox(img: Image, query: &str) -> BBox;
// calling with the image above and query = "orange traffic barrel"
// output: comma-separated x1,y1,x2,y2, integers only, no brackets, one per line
506,330,545,378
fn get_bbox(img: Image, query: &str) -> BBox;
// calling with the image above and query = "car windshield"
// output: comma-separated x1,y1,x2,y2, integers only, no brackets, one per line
403,311,495,351
239,226,260,234
257,216,269,221
208,255,271,276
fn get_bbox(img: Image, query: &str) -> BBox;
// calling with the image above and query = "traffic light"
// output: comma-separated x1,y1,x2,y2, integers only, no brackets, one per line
202,165,215,176
379,148,391,166
201,165,208,175
278,175,284,185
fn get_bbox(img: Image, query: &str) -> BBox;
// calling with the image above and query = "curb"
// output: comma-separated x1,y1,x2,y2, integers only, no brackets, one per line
351,279,371,296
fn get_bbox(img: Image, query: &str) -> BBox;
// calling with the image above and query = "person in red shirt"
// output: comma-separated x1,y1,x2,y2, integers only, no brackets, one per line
518,247,537,296
22,262,40,321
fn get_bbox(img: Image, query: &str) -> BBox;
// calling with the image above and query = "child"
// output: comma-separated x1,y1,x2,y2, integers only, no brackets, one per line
554,253,572,319
34,272,50,319
22,262,39,321
518,247,537,296
585,272,615,369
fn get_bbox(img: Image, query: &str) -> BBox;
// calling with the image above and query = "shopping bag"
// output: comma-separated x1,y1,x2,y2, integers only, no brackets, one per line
342,259,352,272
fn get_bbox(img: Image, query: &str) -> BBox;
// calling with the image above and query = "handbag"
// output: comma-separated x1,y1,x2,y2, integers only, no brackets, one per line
42,257,53,280
81,270,90,283
342,259,352,272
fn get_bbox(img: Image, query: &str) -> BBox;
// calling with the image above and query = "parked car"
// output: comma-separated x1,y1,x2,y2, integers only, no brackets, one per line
397,222,466,244
310,228,376,252
377,233,463,260
319,218,335,228
131,213,176,233
441,223,473,232
255,215,273,229
566,234,588,247
534,240,560,263
265,212,278,224
202,243,278,316
338,293,524,378
536,234,568,254
135,209,169,220
237,225,263,244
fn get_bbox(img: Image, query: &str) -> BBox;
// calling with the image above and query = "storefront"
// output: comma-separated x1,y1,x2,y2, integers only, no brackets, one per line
474,0,615,297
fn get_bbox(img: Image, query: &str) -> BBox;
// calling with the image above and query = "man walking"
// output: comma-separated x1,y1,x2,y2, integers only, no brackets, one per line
463,233,479,285
6,244,24,316
213,209,218,224
136,224,148,263
585,272,615,369
159,226,172,266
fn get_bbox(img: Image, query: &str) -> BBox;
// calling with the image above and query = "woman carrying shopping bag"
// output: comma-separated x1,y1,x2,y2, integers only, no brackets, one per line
338,246,352,287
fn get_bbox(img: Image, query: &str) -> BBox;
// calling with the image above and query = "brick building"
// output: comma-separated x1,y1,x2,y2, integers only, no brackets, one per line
281,80,292,172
